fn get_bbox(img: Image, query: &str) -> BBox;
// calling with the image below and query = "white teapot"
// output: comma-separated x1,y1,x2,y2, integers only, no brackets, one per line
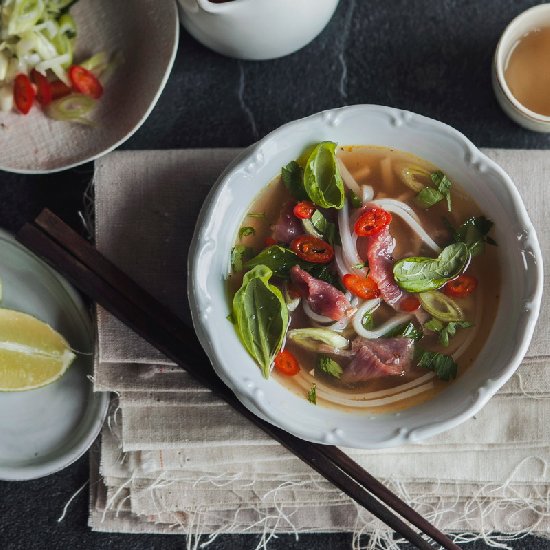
177,0,340,60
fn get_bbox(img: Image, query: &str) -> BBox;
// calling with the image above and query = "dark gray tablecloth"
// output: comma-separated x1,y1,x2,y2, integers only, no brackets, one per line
1,1,548,548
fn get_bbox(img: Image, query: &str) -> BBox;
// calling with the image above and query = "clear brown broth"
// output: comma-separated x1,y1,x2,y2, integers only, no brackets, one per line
229,145,500,413
505,26,550,116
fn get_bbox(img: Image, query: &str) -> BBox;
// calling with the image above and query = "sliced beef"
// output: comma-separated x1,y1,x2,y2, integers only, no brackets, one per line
365,226,404,306
271,202,302,244
341,337,414,383
290,266,352,321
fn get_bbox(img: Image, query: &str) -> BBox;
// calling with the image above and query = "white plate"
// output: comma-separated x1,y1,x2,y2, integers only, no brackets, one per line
0,230,108,480
0,0,179,174
188,104,543,449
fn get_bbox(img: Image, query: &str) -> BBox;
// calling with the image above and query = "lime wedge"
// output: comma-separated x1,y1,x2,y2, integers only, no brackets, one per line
0,309,76,391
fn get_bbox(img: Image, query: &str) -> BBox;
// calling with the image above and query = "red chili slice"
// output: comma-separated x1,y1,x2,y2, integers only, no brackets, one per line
443,275,478,298
400,295,421,312
264,237,277,247
68,65,103,99
274,350,300,376
13,74,36,114
50,80,72,100
290,235,334,264
354,207,392,237
342,274,380,300
30,69,52,106
293,201,315,220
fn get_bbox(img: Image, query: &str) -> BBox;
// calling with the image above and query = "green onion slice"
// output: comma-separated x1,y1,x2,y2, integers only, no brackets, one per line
418,290,464,322
46,93,95,125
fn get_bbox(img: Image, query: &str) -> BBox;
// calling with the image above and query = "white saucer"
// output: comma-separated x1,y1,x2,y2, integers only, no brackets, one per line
0,230,109,480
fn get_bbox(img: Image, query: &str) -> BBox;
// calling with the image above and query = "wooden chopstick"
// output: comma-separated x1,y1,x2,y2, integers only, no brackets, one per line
17,210,461,550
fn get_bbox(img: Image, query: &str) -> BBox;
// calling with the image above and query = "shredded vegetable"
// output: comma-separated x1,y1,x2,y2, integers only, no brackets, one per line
0,0,117,120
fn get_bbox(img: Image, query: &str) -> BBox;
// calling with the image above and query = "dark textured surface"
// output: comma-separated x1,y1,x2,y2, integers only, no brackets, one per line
0,1,548,548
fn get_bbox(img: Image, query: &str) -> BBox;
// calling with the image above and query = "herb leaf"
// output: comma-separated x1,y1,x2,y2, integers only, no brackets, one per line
318,355,343,379
247,212,266,219
231,245,253,272
245,246,301,278
307,383,317,404
349,189,362,208
416,187,444,209
424,318,472,347
281,161,308,200
416,170,452,211
232,265,289,379
238,226,255,240
384,321,423,341
416,349,458,380
303,142,345,209
310,209,340,246
362,310,375,330
454,216,496,257
245,245,340,287
393,242,471,293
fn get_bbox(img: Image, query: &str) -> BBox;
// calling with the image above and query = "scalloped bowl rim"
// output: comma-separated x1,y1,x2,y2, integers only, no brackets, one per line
188,104,543,449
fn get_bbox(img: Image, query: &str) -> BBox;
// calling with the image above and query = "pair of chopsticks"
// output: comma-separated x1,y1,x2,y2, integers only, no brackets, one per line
17,209,460,550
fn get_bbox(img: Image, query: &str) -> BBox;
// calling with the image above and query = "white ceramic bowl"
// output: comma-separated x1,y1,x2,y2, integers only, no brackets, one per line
493,3,550,132
188,105,543,449
0,0,179,173
178,0,339,60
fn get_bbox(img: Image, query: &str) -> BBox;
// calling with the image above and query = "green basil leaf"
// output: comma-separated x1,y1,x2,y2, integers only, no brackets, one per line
232,265,289,379
393,242,471,293
384,321,423,341
416,349,458,381
281,160,308,200
245,245,341,287
454,216,496,257
303,142,345,209
310,209,340,246
318,355,343,379
245,246,301,278
238,226,255,240
231,245,253,273
416,187,444,209
307,383,317,404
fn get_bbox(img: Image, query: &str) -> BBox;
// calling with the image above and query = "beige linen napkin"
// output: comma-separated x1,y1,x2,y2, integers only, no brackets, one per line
90,149,550,547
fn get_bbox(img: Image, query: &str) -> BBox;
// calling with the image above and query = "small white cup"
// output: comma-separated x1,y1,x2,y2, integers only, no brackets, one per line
178,0,340,61
493,3,550,132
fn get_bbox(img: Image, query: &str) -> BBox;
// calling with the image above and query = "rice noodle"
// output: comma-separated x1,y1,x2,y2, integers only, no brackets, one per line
338,198,365,273
336,158,361,196
334,246,350,277
353,303,412,339
324,297,358,332
370,198,419,221
302,301,334,324
294,369,435,408
362,185,375,203
371,198,441,254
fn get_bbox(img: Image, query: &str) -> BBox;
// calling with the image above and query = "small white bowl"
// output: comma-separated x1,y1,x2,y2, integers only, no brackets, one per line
493,3,550,132
188,105,543,449
0,0,179,174
177,0,339,60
